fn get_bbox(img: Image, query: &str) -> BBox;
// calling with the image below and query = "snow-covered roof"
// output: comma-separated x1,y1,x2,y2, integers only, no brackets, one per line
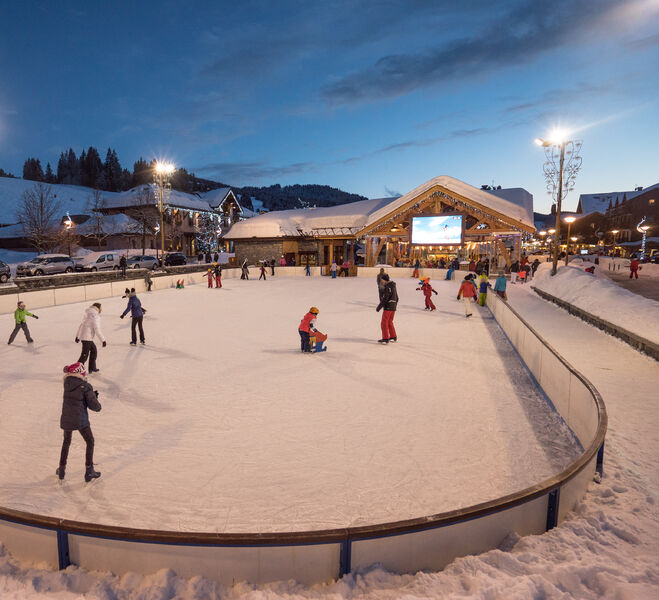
102,185,214,213
577,184,659,215
224,197,394,239
197,187,239,210
363,176,534,232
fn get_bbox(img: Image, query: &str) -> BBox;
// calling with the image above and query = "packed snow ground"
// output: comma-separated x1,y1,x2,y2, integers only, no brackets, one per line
0,276,577,533
0,279,657,598
532,261,659,344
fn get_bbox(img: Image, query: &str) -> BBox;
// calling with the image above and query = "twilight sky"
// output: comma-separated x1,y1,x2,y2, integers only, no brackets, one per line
1,0,658,212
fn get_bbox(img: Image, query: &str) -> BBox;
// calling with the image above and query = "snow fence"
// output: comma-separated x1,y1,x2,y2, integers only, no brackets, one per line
0,275,607,586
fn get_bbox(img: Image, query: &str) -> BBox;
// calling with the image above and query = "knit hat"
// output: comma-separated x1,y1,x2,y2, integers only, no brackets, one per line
17,301,25,307
63,362,87,377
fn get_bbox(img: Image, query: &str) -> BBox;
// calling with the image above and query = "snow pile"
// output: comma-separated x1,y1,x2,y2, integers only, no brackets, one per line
532,261,659,344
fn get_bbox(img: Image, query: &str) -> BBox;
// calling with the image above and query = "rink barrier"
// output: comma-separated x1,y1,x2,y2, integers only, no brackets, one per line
531,286,659,360
0,277,606,586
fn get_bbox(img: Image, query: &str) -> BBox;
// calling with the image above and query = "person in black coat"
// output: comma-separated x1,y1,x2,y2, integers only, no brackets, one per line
57,362,102,482
119,254,127,278
375,274,399,343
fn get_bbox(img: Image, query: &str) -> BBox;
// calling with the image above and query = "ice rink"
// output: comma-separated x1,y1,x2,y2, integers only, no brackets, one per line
0,274,579,533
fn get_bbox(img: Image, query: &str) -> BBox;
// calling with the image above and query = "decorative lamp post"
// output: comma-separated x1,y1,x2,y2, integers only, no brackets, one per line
154,161,175,257
64,212,74,257
535,131,583,275
538,230,547,250
563,215,576,265
637,217,650,259
610,229,619,257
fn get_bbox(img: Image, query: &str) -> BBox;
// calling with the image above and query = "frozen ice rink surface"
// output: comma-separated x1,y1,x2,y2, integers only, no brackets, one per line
0,275,579,532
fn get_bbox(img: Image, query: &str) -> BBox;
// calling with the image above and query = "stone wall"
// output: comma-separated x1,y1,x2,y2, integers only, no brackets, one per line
233,240,284,265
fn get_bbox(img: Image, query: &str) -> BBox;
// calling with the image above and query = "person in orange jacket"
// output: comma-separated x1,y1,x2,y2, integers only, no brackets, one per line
457,274,478,317
416,277,438,311
298,306,319,353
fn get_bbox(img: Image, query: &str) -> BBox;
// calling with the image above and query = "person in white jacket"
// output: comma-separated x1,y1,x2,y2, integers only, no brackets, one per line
75,303,106,373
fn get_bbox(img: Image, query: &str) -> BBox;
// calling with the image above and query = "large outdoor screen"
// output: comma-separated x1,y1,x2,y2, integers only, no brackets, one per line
410,214,464,245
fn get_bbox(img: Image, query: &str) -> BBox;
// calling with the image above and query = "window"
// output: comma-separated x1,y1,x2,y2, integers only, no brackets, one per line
97,256,105,263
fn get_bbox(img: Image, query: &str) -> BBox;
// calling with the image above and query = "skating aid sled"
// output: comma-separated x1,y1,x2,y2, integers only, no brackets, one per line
309,331,328,352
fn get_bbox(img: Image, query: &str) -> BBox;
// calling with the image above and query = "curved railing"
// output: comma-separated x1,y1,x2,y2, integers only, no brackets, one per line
0,292,606,585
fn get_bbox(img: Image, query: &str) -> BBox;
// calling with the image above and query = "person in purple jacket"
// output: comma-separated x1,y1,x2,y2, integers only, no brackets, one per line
120,288,146,345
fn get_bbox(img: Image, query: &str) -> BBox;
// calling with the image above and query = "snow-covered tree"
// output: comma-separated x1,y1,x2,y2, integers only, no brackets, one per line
16,183,62,253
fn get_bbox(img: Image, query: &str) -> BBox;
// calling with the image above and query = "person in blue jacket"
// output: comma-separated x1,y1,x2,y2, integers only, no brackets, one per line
493,271,507,300
120,288,146,345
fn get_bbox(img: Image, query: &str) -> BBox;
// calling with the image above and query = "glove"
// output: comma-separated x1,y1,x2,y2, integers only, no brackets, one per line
94,390,99,398
75,337,80,343
120,314,125,319
433,290,438,295
102,341,107,347
32,315,39,319
376,306,381,312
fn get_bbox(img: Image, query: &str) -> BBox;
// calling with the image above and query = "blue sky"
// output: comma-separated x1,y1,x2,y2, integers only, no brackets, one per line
1,0,658,212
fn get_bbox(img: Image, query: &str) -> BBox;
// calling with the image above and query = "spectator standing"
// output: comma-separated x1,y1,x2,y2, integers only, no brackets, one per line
629,257,640,279
119,254,127,278
330,260,337,279
144,270,153,292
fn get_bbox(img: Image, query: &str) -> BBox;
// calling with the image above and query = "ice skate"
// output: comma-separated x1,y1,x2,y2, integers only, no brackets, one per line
85,464,101,482
56,466,65,480
378,338,389,344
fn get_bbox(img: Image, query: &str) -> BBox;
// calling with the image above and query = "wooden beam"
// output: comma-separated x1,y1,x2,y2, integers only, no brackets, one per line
373,237,386,266
496,238,512,268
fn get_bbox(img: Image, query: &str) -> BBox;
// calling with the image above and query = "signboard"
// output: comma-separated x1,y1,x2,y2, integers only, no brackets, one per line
410,214,464,245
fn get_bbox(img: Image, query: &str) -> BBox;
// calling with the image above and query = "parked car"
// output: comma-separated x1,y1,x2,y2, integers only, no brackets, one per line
0,260,10,284
15,254,75,277
78,252,122,272
163,252,187,266
127,255,160,270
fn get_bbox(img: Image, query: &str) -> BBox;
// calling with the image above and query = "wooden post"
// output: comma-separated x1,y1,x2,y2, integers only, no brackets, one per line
329,240,334,266
496,239,512,268
373,236,387,266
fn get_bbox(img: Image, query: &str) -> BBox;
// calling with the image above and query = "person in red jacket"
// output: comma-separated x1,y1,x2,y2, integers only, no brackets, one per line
629,257,639,279
457,274,478,317
206,268,214,288
416,277,438,311
298,306,319,353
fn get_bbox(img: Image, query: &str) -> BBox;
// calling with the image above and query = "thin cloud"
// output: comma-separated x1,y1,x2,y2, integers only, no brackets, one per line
320,0,618,106
384,186,401,197
193,161,317,185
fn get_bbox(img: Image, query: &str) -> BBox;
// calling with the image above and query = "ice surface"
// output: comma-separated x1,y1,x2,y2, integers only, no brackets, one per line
0,276,577,533
0,279,657,598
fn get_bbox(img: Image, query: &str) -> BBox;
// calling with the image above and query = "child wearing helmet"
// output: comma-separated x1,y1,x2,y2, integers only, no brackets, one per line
298,307,319,353
206,268,214,288
415,277,438,311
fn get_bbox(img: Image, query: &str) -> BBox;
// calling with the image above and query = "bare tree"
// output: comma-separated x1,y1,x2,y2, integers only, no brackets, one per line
16,183,62,253
128,185,158,254
85,189,114,250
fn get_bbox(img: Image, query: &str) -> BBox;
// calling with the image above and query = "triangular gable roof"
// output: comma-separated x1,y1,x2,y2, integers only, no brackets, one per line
197,187,241,212
359,175,534,235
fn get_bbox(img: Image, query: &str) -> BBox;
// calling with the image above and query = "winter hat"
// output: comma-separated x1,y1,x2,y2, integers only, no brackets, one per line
381,274,390,281
17,301,25,307
63,362,87,377
124,288,130,295
309,306,319,314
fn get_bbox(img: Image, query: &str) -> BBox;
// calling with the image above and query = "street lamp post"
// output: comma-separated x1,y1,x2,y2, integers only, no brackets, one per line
535,132,582,275
154,161,175,258
610,229,619,257
563,215,576,265
637,217,650,259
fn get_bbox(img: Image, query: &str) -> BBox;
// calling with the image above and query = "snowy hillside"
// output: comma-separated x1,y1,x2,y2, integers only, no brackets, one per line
0,177,119,226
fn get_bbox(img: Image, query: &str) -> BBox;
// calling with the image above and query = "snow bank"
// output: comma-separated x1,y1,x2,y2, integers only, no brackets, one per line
532,261,659,344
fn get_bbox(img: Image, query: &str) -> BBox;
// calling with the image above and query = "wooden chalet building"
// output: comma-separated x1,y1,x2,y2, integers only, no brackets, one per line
224,176,535,268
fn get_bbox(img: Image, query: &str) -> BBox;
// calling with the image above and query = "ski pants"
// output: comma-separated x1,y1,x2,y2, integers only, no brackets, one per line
8,322,32,344
131,317,145,344
208,276,213,288
380,310,397,340
259,272,266,280
463,297,473,316
78,340,98,371
59,426,94,468
146,281,152,291
412,268,419,278
424,296,436,310
215,275,222,288
299,330,311,352
630,269,638,279
478,292,487,306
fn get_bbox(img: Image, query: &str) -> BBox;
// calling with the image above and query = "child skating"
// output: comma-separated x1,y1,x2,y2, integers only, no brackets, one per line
298,306,319,353
457,274,477,318
416,277,438,311
477,273,489,306
8,301,38,344
214,263,222,288
57,362,102,482
206,268,214,288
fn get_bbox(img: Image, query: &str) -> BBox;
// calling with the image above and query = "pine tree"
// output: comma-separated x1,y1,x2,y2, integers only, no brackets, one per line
56,152,68,183
23,158,44,181
82,146,103,188
67,148,80,185
44,162,56,183
132,157,153,187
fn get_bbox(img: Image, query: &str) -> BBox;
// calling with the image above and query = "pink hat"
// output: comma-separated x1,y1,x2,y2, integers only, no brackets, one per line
63,362,87,377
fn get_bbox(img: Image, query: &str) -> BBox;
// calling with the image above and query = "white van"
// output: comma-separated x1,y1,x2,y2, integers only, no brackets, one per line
78,252,122,272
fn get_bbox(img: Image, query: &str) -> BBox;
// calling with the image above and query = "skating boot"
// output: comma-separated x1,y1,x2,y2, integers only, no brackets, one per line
84,464,101,482
56,465,65,480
